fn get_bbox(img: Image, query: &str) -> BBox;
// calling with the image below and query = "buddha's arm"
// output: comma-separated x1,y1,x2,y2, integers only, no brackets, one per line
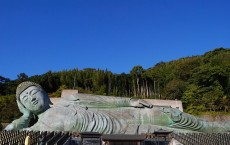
4,114,31,131
75,94,153,108
25,109,68,132
129,98,153,108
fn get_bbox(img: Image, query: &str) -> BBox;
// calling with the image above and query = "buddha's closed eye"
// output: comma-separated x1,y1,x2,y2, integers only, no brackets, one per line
30,89,40,95
22,95,28,101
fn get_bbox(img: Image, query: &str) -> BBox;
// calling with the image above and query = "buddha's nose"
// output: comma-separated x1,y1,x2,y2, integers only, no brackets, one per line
31,98,36,102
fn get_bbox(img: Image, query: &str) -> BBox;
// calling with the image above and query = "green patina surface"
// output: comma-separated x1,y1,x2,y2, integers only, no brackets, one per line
4,81,230,134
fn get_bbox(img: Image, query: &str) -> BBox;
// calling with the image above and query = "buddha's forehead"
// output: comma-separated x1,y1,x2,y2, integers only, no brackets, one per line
20,86,41,95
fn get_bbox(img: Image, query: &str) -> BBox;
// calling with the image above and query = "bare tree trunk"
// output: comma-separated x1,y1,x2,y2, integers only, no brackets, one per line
158,81,160,99
141,86,144,99
145,79,148,98
142,81,145,99
129,88,131,97
137,77,139,97
132,79,136,97
149,87,152,98
151,88,154,99
154,79,156,99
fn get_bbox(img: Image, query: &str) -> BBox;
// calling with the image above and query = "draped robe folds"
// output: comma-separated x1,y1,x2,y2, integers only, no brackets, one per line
26,94,230,134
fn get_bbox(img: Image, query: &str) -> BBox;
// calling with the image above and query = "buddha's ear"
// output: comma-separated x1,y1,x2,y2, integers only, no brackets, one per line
17,100,26,110
47,97,53,105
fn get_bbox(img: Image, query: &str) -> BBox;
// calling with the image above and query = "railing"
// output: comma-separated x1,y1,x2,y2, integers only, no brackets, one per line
0,130,230,145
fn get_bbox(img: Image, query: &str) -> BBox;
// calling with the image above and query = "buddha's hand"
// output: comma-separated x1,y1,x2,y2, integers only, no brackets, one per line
4,123,15,131
17,100,31,117
130,98,153,108
4,118,30,131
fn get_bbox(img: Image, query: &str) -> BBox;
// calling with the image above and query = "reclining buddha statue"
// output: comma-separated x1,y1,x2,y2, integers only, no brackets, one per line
5,81,230,134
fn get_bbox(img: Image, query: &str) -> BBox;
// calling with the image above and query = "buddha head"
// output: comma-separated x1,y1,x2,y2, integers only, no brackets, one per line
16,81,52,115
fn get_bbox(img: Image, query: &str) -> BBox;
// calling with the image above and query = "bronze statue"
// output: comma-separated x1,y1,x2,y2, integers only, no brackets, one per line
5,81,230,134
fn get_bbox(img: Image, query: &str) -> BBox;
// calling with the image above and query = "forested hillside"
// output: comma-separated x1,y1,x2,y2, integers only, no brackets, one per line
0,48,229,122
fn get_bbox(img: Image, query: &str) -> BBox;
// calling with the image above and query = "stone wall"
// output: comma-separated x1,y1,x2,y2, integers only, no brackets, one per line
50,89,78,105
61,89,78,97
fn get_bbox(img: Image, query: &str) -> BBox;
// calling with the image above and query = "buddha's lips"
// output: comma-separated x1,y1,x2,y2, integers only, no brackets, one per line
33,100,38,105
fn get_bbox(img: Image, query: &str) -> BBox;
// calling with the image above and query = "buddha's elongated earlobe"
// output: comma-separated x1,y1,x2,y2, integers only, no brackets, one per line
16,100,31,116
48,97,53,105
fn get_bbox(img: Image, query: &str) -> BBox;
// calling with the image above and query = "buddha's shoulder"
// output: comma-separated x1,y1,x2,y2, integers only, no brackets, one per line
39,106,78,120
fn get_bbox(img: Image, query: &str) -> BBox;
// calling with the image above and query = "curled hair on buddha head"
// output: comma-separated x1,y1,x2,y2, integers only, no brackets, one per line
16,81,43,101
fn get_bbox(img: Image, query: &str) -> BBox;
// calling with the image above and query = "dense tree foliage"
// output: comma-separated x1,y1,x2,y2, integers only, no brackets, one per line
0,95,21,123
0,48,229,122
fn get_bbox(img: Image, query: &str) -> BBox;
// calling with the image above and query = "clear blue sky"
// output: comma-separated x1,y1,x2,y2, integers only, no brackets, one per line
1,0,230,80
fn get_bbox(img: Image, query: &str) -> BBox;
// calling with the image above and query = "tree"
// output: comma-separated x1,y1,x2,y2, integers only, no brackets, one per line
164,79,186,100
17,73,28,81
173,57,202,81
201,81,224,112
220,95,229,112
0,76,10,83
0,76,11,96
182,84,205,114
130,66,144,97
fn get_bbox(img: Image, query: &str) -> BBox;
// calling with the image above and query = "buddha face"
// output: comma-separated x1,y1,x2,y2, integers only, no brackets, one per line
19,86,50,114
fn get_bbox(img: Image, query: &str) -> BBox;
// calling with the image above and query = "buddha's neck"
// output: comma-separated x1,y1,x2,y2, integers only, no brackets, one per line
36,105,51,116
